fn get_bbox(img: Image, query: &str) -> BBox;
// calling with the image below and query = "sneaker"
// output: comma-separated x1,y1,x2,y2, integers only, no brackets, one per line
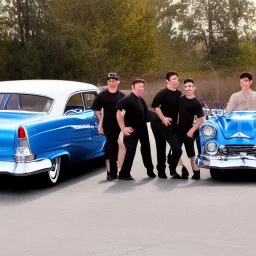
181,166,189,179
147,170,156,178
118,175,134,180
107,173,118,181
171,173,182,179
191,170,200,180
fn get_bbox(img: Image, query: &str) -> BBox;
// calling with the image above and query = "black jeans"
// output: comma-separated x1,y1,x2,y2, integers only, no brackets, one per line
104,124,121,177
177,132,195,158
119,126,154,178
194,130,201,155
151,118,182,175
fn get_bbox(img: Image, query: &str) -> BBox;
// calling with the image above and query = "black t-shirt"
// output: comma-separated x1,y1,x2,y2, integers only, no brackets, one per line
92,89,125,127
116,92,148,132
178,95,204,133
151,88,182,125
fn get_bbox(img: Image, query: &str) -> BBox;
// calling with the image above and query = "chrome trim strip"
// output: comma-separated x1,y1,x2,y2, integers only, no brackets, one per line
0,159,52,175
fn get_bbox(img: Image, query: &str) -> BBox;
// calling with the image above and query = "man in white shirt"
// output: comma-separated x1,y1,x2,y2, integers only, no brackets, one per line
226,72,256,112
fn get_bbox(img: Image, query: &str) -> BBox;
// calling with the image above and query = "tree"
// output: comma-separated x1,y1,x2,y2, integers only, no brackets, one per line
178,0,256,66
49,0,160,84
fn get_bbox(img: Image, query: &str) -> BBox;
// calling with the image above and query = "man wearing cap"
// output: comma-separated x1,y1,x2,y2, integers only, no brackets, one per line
92,73,125,181
226,72,256,112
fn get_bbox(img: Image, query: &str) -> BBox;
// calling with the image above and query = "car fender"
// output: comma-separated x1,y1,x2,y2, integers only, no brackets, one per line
37,150,70,162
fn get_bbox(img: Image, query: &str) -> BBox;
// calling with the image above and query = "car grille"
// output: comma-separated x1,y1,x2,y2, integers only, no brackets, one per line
221,145,256,156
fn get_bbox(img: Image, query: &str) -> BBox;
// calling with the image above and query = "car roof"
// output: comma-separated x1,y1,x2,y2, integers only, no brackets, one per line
0,80,98,97
0,80,99,115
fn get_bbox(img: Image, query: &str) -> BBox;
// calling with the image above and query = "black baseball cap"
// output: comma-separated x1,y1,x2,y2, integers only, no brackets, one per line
107,72,119,80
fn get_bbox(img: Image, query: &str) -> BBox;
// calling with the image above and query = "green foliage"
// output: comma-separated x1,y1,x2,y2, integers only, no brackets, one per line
153,0,256,71
238,42,256,66
0,0,255,81
49,0,160,84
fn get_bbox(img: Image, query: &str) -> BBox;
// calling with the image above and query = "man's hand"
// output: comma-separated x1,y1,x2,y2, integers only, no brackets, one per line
187,130,194,138
161,117,172,126
122,127,134,136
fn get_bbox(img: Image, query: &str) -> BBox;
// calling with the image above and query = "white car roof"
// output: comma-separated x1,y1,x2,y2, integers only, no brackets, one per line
0,80,99,115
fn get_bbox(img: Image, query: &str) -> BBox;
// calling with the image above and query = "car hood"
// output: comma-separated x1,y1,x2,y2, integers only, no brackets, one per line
216,111,256,139
0,111,46,152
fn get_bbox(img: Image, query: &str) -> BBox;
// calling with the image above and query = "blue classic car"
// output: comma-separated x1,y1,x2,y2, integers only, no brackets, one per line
196,111,256,179
0,80,106,185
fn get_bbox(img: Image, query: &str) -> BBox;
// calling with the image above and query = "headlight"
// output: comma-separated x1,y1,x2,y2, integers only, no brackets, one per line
202,125,216,138
205,142,217,155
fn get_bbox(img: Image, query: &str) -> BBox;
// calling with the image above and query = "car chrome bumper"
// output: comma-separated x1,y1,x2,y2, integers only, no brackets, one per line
0,158,52,175
196,155,256,169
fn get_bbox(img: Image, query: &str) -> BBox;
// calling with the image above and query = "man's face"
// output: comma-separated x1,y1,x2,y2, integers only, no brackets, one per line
107,78,119,87
167,75,179,88
132,82,144,97
240,77,252,89
184,82,195,97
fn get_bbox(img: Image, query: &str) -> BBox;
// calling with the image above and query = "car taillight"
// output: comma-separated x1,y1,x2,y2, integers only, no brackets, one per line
18,127,26,139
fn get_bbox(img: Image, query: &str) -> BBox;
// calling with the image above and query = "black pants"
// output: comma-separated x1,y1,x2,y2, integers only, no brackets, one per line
177,132,195,158
119,126,154,177
151,118,182,175
104,124,120,177
194,130,201,155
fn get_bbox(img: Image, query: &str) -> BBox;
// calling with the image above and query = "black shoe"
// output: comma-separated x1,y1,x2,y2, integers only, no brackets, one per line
191,170,200,180
171,173,182,179
107,173,118,181
158,173,167,179
118,175,134,180
181,166,189,179
147,170,156,178
170,168,176,176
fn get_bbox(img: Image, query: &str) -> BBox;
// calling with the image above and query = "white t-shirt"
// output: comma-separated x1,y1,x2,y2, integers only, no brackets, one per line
226,89,256,112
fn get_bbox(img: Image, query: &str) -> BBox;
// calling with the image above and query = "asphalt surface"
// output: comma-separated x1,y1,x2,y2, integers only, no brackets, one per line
1,126,256,256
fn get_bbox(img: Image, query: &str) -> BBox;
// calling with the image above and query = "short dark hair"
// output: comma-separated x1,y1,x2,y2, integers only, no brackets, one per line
183,78,194,84
132,78,145,86
240,72,253,81
166,71,178,80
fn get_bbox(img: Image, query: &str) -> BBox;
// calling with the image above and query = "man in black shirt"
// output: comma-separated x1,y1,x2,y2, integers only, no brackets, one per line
177,78,205,179
151,71,182,179
116,78,156,180
92,73,125,181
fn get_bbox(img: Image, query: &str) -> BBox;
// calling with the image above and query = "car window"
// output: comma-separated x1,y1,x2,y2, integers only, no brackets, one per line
64,93,85,114
82,92,97,109
0,93,53,112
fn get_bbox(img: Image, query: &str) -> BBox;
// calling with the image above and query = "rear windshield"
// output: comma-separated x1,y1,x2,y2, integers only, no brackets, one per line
0,94,53,112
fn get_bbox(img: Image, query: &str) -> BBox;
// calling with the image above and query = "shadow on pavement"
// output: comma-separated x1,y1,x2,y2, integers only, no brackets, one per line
103,177,156,193
0,158,105,205
103,169,256,193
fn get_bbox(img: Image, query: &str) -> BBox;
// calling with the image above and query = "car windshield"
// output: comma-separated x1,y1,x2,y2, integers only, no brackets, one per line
0,93,53,112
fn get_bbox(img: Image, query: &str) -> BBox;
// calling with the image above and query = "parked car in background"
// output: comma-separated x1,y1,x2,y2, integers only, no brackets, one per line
0,80,106,185
196,111,256,179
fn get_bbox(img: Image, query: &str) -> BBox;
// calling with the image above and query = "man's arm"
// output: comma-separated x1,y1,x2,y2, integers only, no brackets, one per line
94,110,103,134
155,107,172,126
187,116,205,138
116,110,134,136
226,94,236,113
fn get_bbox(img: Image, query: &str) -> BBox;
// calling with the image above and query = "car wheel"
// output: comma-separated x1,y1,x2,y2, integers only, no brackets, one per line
47,156,61,184
210,169,225,180
38,156,62,186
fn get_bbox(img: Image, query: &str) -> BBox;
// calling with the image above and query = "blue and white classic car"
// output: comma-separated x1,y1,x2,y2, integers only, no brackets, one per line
0,80,106,185
196,111,256,179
